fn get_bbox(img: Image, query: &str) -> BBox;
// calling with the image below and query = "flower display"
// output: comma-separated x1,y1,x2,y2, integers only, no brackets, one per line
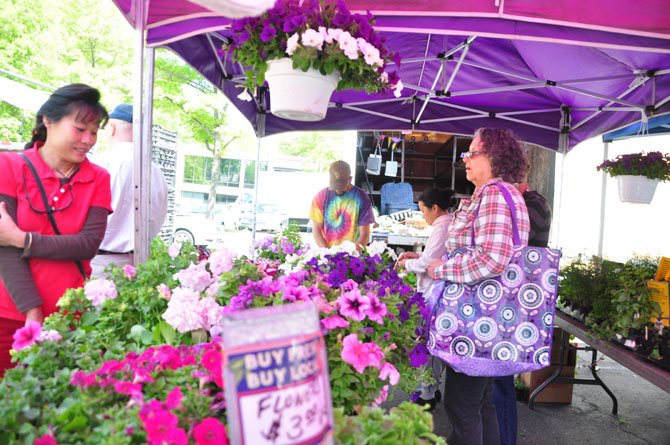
228,0,403,96
0,237,436,443
596,151,670,181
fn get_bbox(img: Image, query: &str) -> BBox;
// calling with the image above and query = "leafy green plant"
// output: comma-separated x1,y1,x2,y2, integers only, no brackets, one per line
333,402,446,445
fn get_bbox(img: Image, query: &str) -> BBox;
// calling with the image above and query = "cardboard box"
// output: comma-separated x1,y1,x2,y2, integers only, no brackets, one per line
647,280,670,327
520,365,576,404
519,327,577,404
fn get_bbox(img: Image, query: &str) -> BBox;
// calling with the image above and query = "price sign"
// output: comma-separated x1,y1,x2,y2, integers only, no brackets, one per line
222,302,334,445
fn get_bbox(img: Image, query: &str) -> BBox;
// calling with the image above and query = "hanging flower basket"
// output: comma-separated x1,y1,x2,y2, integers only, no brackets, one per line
265,58,340,121
616,175,660,204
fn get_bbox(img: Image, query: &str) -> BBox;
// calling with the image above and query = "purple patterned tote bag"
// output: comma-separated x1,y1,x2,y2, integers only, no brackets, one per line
426,185,562,377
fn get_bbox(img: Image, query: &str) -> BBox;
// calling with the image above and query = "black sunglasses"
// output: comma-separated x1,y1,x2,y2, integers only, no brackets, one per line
23,172,75,214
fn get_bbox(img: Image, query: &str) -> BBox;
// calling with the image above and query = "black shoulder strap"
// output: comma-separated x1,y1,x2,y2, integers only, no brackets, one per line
20,153,87,279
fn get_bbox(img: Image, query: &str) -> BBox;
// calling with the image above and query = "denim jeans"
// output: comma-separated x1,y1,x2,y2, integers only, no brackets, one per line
443,365,501,445
493,375,518,445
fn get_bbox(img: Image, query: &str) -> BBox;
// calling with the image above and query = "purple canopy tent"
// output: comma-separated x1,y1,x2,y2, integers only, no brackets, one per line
109,0,670,261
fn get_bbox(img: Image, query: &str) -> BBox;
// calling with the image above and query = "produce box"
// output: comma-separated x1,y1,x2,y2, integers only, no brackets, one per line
647,280,670,327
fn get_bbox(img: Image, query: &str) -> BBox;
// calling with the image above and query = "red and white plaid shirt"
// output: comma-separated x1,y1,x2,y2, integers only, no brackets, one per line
434,179,530,284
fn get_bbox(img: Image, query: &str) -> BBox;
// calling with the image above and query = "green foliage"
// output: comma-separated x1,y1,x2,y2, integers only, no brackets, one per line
559,255,660,339
333,402,446,445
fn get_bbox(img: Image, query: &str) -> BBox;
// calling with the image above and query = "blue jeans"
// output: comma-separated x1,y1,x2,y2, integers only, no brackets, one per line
444,366,500,445
493,375,517,445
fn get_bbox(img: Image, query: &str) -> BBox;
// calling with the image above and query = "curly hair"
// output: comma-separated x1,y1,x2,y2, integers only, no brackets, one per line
475,128,527,183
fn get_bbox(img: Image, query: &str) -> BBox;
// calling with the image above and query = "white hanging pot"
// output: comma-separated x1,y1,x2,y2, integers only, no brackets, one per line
265,58,340,122
616,175,660,204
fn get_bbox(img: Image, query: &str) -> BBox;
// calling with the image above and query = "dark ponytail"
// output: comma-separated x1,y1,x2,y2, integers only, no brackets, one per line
25,83,108,149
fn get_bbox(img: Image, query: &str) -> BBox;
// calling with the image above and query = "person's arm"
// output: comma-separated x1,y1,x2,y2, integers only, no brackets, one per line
22,206,108,260
404,216,450,272
312,221,328,248
0,195,43,318
355,224,371,250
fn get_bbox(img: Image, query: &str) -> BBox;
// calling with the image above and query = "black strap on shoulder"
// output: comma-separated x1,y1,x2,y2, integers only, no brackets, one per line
20,153,87,279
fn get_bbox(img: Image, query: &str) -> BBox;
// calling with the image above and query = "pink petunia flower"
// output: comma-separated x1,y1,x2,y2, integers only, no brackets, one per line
156,283,171,300
143,409,179,444
11,321,42,351
372,385,389,407
34,434,58,445
168,242,182,258
193,417,229,445
114,381,142,397
341,334,384,373
165,386,183,410
337,289,370,322
122,264,136,279
366,293,388,324
378,362,400,385
320,315,350,331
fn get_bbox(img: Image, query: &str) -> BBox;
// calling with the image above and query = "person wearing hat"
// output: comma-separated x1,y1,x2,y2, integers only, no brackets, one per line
90,104,168,276
309,160,375,249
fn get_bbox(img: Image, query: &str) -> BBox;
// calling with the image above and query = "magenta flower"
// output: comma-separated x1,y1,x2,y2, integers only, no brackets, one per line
143,409,179,444
321,315,350,331
122,264,136,279
11,321,41,351
366,293,388,324
378,362,400,385
114,381,142,397
34,434,58,445
372,384,389,407
337,289,370,321
194,417,229,445
341,333,384,373
165,386,183,410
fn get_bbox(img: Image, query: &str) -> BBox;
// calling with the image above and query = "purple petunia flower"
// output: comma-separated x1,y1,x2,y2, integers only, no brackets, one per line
260,25,277,42
409,343,429,368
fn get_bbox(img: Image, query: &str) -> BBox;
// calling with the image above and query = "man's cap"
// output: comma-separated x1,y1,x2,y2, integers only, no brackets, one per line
329,160,351,191
109,104,133,123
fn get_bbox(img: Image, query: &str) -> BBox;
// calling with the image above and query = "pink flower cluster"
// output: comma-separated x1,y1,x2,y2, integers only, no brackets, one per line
162,287,224,334
340,333,400,400
11,321,62,351
336,280,388,324
71,343,227,444
208,248,235,276
83,279,118,307
174,263,213,292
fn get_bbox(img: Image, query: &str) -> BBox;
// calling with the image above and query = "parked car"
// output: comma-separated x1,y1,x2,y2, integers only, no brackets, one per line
172,204,225,246
238,203,289,232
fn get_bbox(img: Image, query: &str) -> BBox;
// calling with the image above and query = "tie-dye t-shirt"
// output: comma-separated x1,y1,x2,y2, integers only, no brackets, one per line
309,186,375,247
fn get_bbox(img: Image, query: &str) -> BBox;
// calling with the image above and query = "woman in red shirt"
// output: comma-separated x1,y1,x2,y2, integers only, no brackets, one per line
0,83,112,377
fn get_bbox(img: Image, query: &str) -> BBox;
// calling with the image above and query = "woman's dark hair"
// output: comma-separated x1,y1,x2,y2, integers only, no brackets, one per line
475,128,528,183
25,83,108,149
417,188,455,211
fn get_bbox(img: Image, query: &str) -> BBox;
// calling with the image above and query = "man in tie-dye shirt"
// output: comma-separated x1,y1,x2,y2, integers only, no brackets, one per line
309,160,375,249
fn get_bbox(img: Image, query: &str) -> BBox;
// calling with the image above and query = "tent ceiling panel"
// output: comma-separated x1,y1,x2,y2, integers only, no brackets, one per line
113,0,670,151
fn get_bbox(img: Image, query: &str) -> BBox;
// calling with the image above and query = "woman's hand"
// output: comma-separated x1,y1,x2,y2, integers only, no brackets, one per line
0,202,25,248
426,258,446,279
25,306,43,325
395,251,419,270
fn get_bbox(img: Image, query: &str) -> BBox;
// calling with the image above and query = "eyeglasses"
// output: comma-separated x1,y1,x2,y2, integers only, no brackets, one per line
460,151,485,160
23,172,75,214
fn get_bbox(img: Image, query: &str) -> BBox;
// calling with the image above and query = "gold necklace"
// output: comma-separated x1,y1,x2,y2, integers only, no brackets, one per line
54,164,77,179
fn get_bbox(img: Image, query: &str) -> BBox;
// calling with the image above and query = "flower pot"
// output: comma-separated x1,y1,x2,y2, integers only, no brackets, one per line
265,58,340,122
616,175,659,204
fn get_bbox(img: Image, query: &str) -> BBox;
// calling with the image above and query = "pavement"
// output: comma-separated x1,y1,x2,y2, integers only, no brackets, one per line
387,346,670,445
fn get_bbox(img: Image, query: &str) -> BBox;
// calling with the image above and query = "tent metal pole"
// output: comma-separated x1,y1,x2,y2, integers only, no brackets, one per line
597,142,609,257
132,0,150,265
250,90,266,258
